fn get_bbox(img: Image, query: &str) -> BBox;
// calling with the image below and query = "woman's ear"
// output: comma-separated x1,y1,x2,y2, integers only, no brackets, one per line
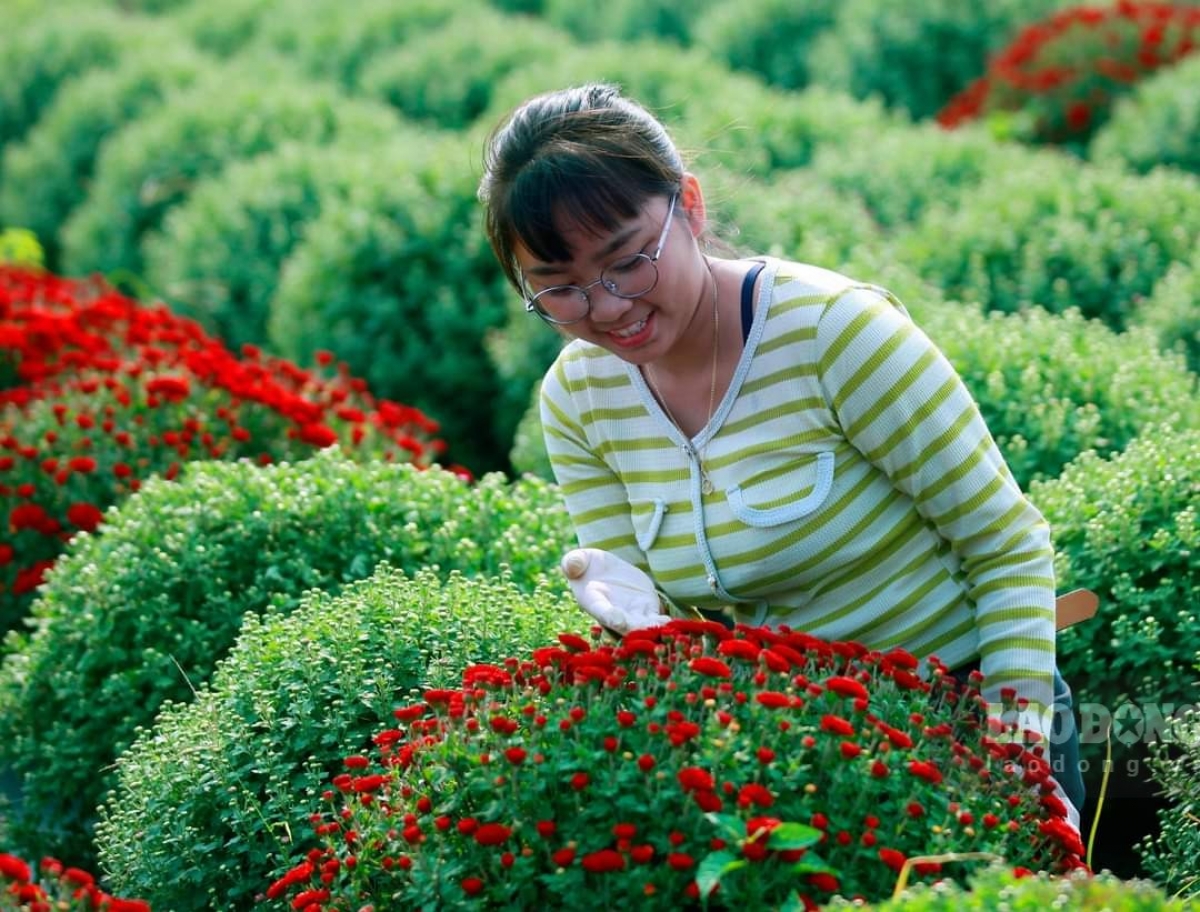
680,172,706,238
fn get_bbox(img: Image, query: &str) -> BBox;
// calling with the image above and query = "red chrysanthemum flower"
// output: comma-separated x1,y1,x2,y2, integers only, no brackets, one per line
689,657,732,679
879,847,907,872
755,691,792,709
820,714,855,737
581,849,625,873
677,767,715,793
908,760,943,785
473,823,512,846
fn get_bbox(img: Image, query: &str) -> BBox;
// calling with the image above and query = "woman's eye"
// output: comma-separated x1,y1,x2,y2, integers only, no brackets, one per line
608,255,642,275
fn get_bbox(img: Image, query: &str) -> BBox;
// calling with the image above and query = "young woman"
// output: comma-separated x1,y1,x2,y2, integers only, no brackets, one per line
478,83,1085,826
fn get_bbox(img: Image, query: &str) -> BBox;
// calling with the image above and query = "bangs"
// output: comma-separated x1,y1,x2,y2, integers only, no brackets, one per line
502,152,674,267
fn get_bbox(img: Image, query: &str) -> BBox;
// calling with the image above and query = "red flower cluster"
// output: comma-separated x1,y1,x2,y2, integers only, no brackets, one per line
0,853,149,911
0,267,443,631
938,1,1200,144
267,621,1086,910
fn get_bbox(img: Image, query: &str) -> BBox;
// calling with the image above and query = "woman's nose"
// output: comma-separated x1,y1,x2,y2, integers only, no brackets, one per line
588,284,634,324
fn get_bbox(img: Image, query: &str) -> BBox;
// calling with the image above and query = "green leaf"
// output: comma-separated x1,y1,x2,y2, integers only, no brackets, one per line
704,811,748,840
779,892,808,912
696,850,744,898
790,860,837,876
766,822,823,851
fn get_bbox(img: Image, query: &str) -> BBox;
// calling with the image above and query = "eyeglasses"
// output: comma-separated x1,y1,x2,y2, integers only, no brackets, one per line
523,193,678,325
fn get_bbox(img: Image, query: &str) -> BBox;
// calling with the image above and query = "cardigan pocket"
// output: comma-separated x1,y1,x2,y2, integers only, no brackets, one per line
632,498,668,552
726,451,835,528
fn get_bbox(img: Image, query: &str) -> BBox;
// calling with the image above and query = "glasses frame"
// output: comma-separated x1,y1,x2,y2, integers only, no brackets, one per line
522,193,679,326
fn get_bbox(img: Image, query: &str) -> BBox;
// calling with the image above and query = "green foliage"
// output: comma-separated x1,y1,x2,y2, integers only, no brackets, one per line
508,379,555,481
0,452,572,866
58,61,402,281
918,303,1200,486
263,624,1085,909
1139,706,1200,899
483,292,568,468
897,160,1200,331
0,7,174,149
1030,426,1200,714
806,122,1057,232
538,0,719,45
709,166,882,263
485,44,903,178
95,565,581,911
1090,53,1200,175
1135,255,1200,376
0,43,209,267
144,130,439,348
358,7,569,129
264,135,515,473
807,0,1063,120
691,0,840,91
167,0,276,57
0,230,43,268
825,864,1189,910
247,0,481,89
491,0,542,12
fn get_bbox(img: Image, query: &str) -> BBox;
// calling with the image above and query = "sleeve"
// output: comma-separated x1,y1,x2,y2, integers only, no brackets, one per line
540,357,703,623
815,286,1057,744
539,356,645,569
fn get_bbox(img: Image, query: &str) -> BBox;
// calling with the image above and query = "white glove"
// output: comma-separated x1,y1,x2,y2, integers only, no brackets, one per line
560,548,671,636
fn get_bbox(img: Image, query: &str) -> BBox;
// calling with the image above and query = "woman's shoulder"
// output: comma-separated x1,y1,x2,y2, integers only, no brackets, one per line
765,257,879,301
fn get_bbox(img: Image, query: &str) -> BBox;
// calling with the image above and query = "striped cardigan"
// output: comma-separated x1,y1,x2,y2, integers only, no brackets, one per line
540,258,1057,735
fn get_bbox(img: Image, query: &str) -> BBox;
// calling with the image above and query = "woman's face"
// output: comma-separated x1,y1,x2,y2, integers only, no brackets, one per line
514,182,709,366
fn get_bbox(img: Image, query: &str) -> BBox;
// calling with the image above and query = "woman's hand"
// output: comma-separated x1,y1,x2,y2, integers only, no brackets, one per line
560,548,671,636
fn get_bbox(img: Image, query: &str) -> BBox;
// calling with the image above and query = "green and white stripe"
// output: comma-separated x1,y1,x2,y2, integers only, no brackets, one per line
541,259,1057,732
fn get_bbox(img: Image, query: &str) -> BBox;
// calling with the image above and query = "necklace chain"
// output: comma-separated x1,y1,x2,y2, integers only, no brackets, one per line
645,259,719,495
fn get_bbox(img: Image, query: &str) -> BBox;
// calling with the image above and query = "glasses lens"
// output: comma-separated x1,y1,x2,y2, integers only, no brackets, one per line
600,254,658,299
530,286,590,324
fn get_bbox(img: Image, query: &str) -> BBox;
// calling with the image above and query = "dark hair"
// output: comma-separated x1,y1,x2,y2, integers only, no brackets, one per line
479,84,685,292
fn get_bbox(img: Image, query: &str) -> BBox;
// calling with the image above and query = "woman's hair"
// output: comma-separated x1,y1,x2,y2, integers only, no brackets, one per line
479,83,686,292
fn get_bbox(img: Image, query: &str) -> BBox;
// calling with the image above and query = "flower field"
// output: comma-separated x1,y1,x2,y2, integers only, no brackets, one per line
1,0,1199,909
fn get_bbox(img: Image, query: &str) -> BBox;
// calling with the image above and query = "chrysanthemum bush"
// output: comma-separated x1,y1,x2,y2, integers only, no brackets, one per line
895,158,1200,332
0,854,149,912
57,59,401,281
1133,248,1200,376
0,266,440,633
1030,425,1200,717
1089,52,1200,175
94,567,583,912
485,46,902,179
825,864,1189,910
268,621,1086,911
0,6,171,149
916,303,1200,486
806,0,1055,121
1138,705,1200,899
805,122,1057,233
0,454,570,868
1030,425,1200,809
0,41,209,268
937,1,1200,148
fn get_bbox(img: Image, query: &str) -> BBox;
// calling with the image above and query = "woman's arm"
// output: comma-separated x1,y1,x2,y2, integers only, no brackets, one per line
815,286,1056,744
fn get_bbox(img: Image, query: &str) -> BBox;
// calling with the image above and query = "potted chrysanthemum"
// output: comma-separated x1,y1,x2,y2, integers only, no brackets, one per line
266,620,1085,910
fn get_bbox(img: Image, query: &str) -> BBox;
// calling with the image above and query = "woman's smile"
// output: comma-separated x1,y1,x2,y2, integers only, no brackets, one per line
606,312,655,348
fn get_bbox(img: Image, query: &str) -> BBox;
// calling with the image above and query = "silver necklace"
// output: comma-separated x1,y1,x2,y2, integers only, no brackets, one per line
645,260,720,495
